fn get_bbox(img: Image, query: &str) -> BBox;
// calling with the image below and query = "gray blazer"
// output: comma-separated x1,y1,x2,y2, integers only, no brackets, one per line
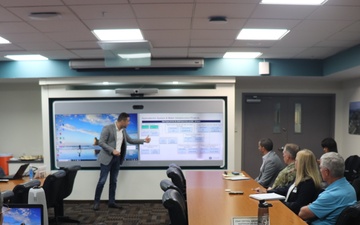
97,123,144,165
255,150,284,188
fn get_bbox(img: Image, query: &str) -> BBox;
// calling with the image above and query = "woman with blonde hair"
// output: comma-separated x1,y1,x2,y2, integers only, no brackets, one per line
269,149,323,214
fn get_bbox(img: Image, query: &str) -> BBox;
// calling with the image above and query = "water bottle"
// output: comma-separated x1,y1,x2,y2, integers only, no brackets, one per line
258,200,272,225
29,166,34,180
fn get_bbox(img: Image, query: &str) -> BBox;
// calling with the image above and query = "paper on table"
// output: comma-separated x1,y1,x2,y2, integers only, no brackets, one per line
224,176,250,180
249,193,285,201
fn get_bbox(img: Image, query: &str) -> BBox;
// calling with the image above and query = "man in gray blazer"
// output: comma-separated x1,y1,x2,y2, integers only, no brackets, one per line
93,112,151,210
255,138,284,188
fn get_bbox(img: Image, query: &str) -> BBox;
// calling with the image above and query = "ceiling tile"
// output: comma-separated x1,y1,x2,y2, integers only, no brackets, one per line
132,4,193,18
191,30,239,39
83,19,140,30
0,0,63,7
251,5,317,20
192,18,247,29
142,30,191,40
191,39,234,47
308,6,360,20
8,6,78,21
194,3,257,18
64,0,128,4
70,4,135,19
16,42,64,51
0,22,38,34
151,39,189,47
138,18,191,29
151,48,189,57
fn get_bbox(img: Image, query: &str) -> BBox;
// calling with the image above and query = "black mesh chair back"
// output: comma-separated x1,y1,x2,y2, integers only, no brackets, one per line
335,201,360,225
0,166,5,177
352,177,360,201
1,190,14,203
11,179,41,203
169,163,186,186
55,165,81,223
160,179,183,195
162,189,188,225
42,169,66,223
166,167,186,199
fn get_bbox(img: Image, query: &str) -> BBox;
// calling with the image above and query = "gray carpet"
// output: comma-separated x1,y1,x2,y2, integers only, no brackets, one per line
48,201,170,225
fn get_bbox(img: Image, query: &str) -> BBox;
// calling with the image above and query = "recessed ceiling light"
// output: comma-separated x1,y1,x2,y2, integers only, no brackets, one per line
102,81,110,85
223,52,263,58
237,29,289,40
92,29,144,41
173,81,179,85
261,0,327,5
0,36,10,44
4,54,49,61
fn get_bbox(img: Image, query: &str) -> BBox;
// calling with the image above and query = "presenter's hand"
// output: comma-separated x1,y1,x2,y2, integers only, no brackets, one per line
144,135,151,143
112,150,120,156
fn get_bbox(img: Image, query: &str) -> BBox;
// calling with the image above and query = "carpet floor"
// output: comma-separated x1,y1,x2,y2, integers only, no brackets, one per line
48,201,170,225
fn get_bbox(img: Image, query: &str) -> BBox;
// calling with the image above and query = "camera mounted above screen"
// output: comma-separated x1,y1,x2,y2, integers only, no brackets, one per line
115,88,159,97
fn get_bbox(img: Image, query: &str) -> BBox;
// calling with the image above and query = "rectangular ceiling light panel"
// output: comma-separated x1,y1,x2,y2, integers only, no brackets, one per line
261,0,328,5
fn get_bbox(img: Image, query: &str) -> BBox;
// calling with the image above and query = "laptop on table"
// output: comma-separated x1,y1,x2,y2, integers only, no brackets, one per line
0,163,29,180
2,204,44,225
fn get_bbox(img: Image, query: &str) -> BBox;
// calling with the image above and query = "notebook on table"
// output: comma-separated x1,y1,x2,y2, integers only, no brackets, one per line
0,163,29,180
2,204,44,225
249,193,286,201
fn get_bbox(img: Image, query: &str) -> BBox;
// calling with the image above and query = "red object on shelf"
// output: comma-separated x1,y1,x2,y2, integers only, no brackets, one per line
0,154,13,175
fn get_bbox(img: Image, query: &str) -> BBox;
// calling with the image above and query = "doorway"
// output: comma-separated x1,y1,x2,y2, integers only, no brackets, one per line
242,93,335,178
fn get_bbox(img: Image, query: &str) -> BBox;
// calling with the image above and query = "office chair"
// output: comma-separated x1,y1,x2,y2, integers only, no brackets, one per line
160,179,183,196
42,169,66,224
162,189,188,225
0,166,5,177
166,166,186,200
169,163,186,186
1,190,14,203
352,177,360,201
11,179,41,203
56,165,81,223
335,201,360,225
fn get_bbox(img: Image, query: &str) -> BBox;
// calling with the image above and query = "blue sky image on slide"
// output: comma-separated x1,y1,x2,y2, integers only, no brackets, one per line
3,207,42,225
55,113,139,161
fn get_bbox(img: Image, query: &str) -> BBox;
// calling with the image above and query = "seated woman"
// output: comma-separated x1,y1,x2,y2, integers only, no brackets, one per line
269,149,323,214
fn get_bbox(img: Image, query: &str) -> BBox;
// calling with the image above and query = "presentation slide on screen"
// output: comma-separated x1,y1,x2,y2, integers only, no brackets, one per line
50,98,226,168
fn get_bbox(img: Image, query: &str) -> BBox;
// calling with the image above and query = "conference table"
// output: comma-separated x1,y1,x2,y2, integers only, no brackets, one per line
186,171,307,225
0,177,44,191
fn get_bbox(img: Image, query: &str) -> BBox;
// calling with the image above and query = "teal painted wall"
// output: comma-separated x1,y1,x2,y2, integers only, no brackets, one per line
0,58,325,79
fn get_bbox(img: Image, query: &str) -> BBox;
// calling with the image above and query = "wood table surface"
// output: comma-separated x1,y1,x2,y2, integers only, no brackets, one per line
186,171,307,225
0,177,44,191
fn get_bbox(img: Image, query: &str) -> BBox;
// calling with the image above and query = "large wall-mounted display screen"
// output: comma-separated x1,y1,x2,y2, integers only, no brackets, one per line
49,98,227,169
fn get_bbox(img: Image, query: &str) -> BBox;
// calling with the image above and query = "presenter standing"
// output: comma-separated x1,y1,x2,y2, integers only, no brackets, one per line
93,112,151,210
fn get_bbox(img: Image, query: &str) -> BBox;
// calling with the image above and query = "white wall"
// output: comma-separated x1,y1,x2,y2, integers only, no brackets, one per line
0,83,43,156
40,76,236,200
339,78,360,159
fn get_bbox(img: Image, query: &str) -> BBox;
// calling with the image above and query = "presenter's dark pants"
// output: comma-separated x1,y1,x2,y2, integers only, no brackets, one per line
94,156,121,204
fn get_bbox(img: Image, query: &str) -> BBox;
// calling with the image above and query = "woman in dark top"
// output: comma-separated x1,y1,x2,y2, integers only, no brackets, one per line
270,149,323,214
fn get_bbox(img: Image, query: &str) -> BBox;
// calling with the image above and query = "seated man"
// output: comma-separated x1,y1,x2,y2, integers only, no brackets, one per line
268,143,299,190
255,138,284,188
299,152,357,225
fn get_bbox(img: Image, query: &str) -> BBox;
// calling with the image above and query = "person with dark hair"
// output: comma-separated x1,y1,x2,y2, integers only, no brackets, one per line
93,112,151,210
255,138,284,188
299,152,357,225
321,137,338,153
